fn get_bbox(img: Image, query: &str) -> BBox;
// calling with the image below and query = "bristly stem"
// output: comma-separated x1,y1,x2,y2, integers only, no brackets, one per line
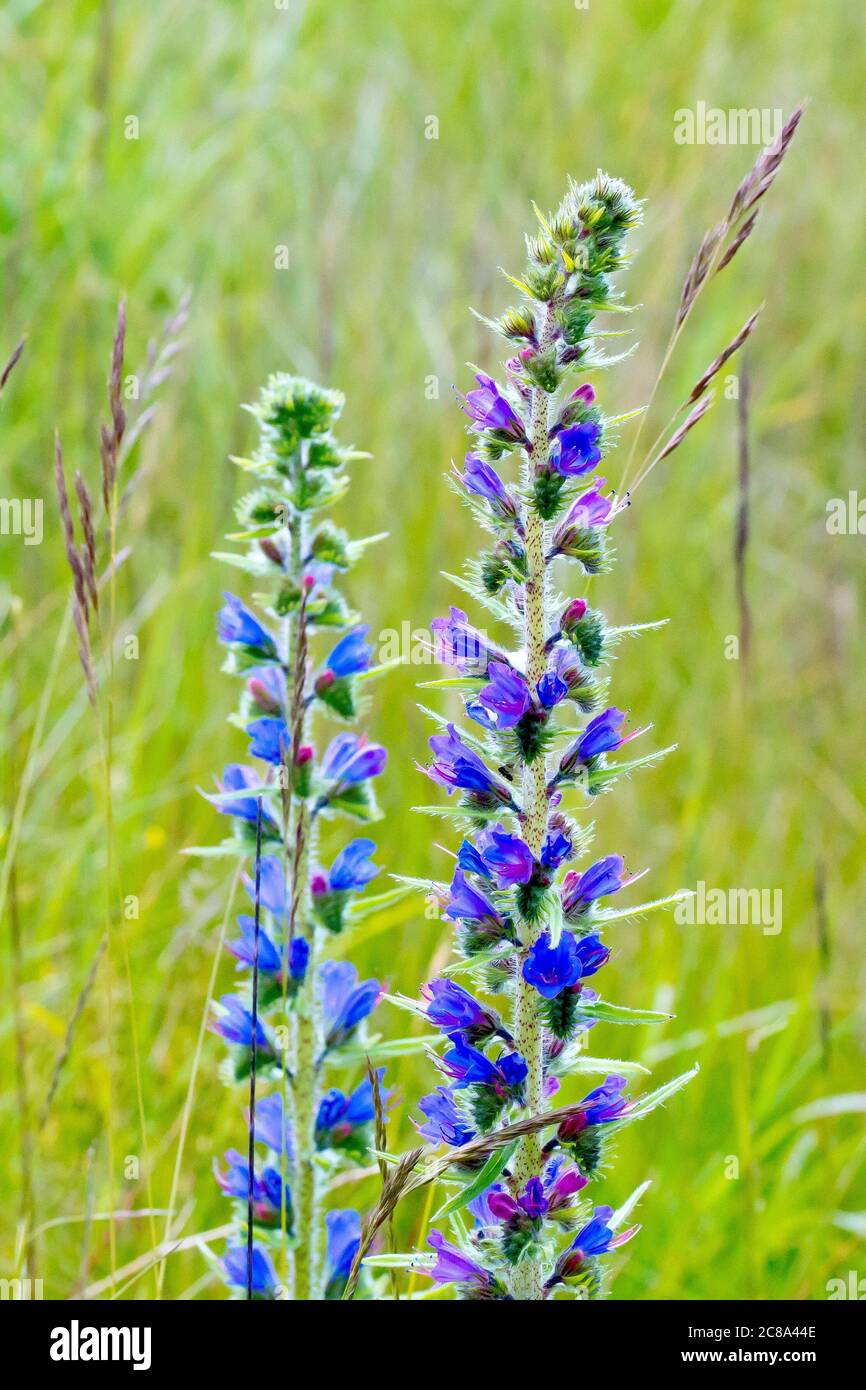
285,508,320,1302
247,798,263,1301
510,308,555,1301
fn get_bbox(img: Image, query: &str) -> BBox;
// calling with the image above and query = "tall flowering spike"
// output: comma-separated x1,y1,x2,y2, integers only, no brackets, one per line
208,374,390,1300
405,175,698,1302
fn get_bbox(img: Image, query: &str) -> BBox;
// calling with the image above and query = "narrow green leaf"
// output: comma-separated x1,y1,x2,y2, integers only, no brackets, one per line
610,1063,700,1127
611,1179,652,1230
595,891,694,924
577,998,673,1025
433,1140,518,1220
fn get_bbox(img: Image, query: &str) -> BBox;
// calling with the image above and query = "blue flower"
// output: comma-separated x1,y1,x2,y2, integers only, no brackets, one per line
322,731,387,785
421,979,506,1044
254,1093,293,1156
324,625,373,678
522,930,610,999
475,824,535,886
415,1086,476,1147
210,995,268,1048
214,1151,288,1226
549,422,602,477
325,1209,361,1296
558,707,649,777
425,1230,497,1291
425,724,514,807
320,960,380,1049
222,1243,280,1298
246,717,290,765
289,937,309,982
541,824,574,870
562,854,635,915
536,671,569,709
552,1206,639,1284
227,915,284,976
328,838,379,892
431,607,503,676
206,765,277,826
557,1075,631,1144
576,707,628,759
458,453,518,522
316,1069,389,1150
461,372,529,444
444,869,503,929
439,1036,527,1098
246,664,287,715
456,837,493,879
217,593,276,655
466,661,531,730
244,854,286,918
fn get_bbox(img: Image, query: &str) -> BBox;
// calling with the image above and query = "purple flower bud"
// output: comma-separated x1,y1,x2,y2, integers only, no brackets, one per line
560,597,588,632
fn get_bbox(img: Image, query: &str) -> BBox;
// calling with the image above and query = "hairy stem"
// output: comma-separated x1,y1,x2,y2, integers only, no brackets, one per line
510,308,554,1300
290,801,317,1299
285,495,322,1301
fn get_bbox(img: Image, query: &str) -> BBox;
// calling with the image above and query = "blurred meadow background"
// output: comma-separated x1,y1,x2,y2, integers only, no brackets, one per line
1,0,864,1301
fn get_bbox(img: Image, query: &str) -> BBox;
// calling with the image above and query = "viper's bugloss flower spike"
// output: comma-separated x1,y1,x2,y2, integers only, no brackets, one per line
207,375,393,1300
396,165,737,1302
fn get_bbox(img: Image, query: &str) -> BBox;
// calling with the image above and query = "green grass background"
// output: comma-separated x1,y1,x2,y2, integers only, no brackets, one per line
1,0,864,1300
